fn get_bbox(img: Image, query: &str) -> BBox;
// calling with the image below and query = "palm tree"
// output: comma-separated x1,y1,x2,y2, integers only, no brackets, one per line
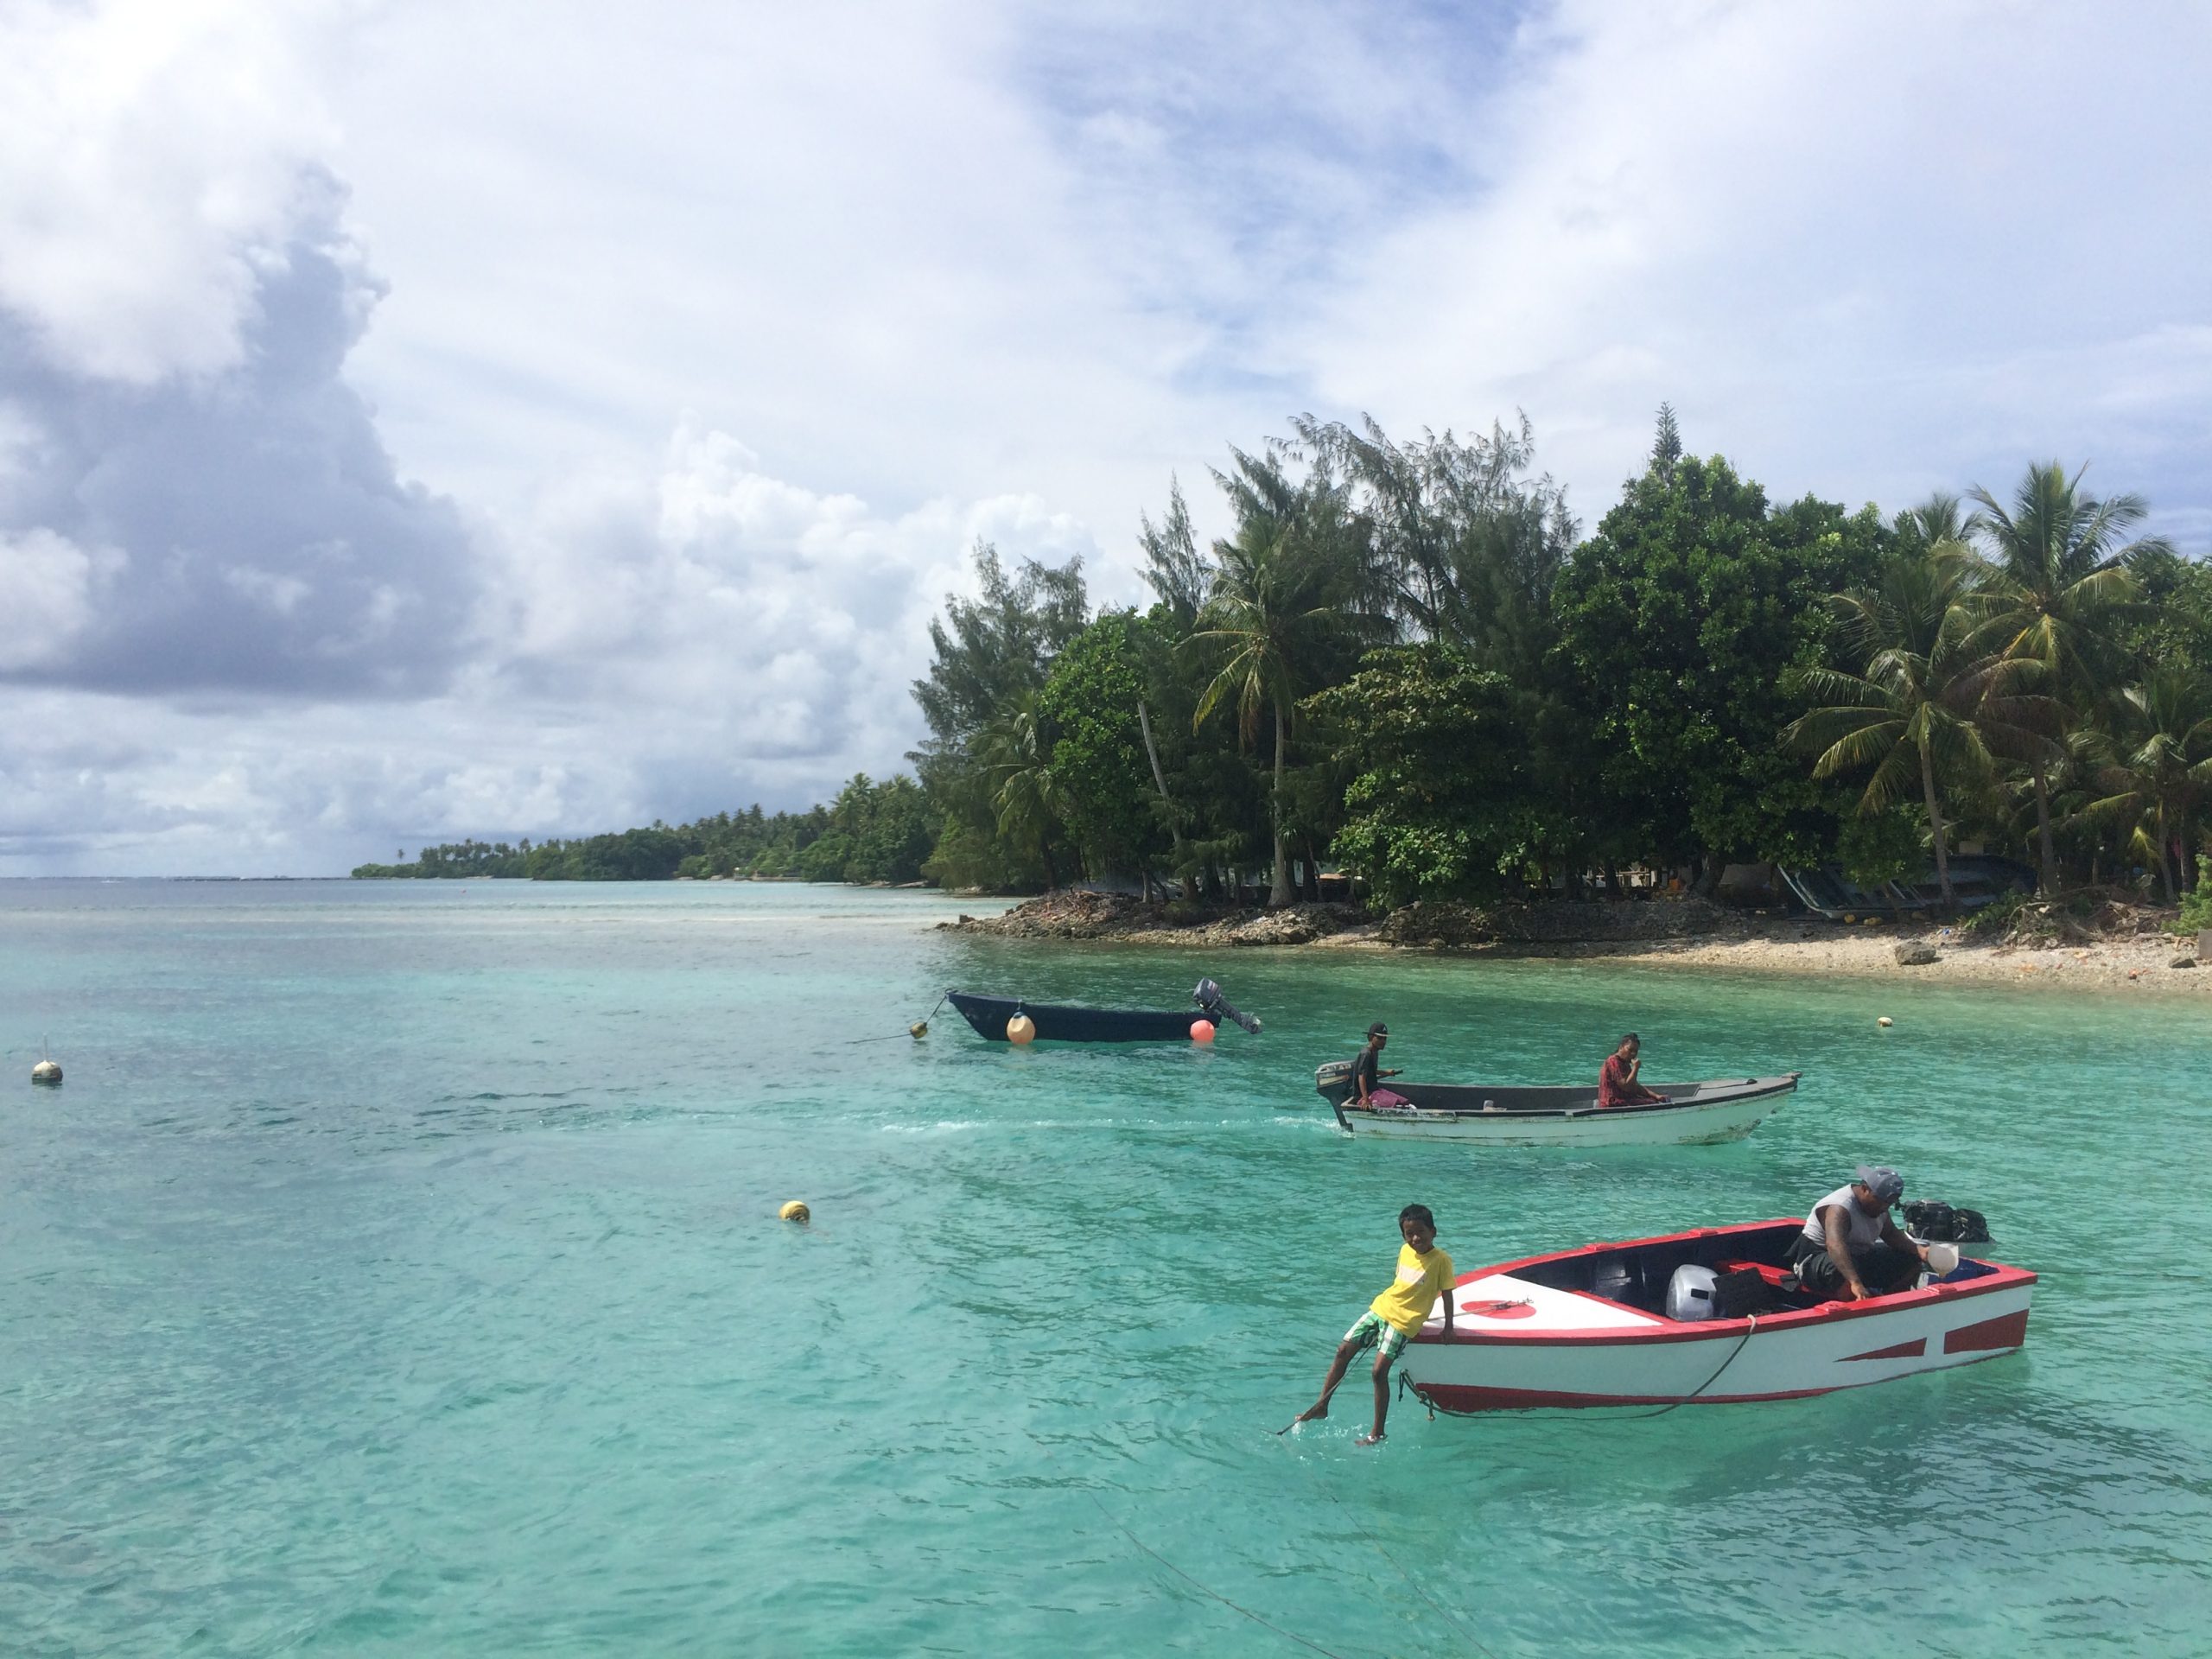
2082,667,2212,903
1784,544,2057,909
975,690,1072,888
1190,449,1379,907
1964,461,2171,893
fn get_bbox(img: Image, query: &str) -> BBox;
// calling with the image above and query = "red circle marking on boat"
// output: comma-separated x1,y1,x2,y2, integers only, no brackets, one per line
1465,1301,1536,1319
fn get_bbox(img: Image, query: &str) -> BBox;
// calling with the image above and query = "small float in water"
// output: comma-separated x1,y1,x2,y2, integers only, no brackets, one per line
1397,1217,2032,1412
948,978,1262,1043
1313,1064,1797,1147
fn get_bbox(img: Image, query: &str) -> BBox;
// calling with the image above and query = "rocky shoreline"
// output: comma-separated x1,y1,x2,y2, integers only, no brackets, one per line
940,889,2211,994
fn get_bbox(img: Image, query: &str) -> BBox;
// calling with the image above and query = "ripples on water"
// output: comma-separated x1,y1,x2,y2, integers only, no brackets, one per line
3,880,2209,1656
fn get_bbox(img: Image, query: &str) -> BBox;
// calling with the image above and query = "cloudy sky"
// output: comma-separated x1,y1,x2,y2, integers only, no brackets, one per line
3,0,2209,875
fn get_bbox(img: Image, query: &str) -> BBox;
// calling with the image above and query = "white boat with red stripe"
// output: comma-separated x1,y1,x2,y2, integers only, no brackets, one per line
1399,1217,2033,1411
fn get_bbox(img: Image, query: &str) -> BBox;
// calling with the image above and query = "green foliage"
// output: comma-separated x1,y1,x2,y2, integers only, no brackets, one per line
2179,857,2212,932
1551,435,1889,869
351,838,530,878
1038,612,1164,878
1835,807,1923,889
1307,643,1533,909
1961,888,2031,936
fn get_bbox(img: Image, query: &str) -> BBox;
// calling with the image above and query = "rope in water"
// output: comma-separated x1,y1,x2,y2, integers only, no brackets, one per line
844,992,949,1044
1271,1436,1498,1658
1084,1492,1348,1658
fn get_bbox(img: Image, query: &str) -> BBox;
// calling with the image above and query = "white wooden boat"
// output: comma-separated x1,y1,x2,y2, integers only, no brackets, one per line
1313,1063,1798,1147
1398,1218,2033,1411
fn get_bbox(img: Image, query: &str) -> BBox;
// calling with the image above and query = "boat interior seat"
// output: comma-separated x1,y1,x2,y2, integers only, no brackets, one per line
1717,1258,1824,1311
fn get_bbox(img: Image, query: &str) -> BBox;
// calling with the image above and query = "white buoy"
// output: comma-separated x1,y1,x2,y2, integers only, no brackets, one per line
31,1058,61,1085
1006,1014,1036,1046
1877,1016,1894,1028
779,1200,810,1224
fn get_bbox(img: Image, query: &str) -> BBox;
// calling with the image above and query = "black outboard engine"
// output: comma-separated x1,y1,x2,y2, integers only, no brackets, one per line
1192,977,1262,1034
1902,1198,1992,1244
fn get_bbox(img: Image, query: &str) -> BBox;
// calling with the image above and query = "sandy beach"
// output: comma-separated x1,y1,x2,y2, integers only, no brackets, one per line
944,889,2212,995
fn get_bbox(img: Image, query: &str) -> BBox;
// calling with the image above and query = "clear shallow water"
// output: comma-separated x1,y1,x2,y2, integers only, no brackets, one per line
3,879,2209,1657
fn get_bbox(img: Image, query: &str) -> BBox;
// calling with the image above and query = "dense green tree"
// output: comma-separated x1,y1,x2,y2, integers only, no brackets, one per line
1307,643,1534,907
1553,431,1888,875
1191,448,1388,906
2083,668,2212,901
1965,461,2168,891
1038,611,1168,885
1785,545,2057,907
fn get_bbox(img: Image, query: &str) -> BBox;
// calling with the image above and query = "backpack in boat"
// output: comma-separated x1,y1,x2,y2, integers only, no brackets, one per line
1710,1267,1772,1319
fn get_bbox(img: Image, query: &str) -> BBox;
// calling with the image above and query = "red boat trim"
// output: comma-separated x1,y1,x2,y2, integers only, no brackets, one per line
1840,1338,1927,1362
1412,1350,2021,1412
1427,1218,2034,1348
1942,1309,2030,1352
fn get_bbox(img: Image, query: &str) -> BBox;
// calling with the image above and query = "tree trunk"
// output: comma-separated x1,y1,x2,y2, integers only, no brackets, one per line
1268,701,1294,909
1135,699,1197,902
2158,804,2177,904
2031,762,2056,897
1919,742,1955,910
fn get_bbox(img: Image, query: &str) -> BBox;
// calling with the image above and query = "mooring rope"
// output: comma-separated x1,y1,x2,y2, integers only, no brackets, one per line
1084,1492,1349,1658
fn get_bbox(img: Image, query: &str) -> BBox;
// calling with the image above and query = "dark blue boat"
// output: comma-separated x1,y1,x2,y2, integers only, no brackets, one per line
946,979,1262,1043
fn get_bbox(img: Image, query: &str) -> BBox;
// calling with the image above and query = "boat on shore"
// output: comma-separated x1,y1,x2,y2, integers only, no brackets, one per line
948,978,1262,1043
1313,1063,1797,1146
1399,1217,2033,1411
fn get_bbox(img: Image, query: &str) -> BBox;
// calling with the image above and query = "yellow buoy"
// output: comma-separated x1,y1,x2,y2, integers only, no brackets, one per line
1877,1016,1893,1028
32,1058,62,1085
1190,1019,1215,1043
1006,1014,1036,1046
779,1200,810,1224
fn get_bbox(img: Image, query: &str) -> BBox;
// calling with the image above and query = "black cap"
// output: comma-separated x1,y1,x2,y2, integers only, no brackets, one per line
1368,1021,1389,1038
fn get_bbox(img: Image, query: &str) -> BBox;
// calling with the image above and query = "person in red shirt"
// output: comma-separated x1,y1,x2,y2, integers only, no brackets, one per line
1597,1033,1668,1108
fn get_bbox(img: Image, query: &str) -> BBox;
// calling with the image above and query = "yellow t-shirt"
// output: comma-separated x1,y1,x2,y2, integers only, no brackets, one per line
1370,1243,1455,1337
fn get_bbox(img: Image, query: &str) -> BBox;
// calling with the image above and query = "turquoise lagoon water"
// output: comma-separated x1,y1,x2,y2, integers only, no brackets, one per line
3,879,2210,1657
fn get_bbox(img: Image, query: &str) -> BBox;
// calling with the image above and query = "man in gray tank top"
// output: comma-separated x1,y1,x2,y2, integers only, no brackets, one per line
1784,1165,1929,1300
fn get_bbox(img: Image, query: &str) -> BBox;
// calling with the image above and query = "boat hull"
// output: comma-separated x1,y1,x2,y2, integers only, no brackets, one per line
1315,1072,1798,1147
1400,1219,2033,1409
947,990,1204,1043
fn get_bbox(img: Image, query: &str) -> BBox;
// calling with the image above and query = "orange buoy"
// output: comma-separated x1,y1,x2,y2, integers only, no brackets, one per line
1006,1014,1036,1046
1190,1020,1215,1043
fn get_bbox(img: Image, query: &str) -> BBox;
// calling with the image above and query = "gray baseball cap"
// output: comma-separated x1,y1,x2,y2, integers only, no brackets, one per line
1855,1165,1904,1205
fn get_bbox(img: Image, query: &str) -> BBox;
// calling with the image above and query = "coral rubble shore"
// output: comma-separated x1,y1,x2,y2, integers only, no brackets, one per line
941,891,2210,994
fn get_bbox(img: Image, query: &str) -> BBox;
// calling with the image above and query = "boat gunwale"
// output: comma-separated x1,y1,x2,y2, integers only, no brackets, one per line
1418,1217,2036,1347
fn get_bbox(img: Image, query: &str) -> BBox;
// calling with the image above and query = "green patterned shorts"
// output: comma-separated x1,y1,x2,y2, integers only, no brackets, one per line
1342,1311,1413,1363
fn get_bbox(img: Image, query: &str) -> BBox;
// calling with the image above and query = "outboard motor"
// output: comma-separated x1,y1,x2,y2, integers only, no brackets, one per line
1902,1198,1991,1244
1192,977,1262,1034
1666,1264,1720,1321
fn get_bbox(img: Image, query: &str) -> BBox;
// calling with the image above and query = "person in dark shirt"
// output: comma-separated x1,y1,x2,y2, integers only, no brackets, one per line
1351,1022,1408,1107
1597,1033,1668,1108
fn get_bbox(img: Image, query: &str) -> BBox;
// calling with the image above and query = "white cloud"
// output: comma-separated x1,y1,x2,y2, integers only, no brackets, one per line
0,0,347,383
3,0,2212,873
0,530,112,671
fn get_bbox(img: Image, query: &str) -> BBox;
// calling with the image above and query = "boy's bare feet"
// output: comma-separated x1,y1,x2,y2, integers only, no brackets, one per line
1355,1433,1384,1446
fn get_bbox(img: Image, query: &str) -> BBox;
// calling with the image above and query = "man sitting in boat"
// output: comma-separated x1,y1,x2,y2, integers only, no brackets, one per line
1351,1022,1409,1108
1786,1166,1929,1300
1597,1033,1669,1108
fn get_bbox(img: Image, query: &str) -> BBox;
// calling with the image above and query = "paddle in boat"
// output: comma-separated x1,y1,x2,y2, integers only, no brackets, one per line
947,978,1262,1043
1396,1217,2032,1411
1313,1062,1798,1147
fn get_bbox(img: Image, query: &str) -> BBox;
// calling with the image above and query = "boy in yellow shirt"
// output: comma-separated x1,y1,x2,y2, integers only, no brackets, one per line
1288,1204,1455,1446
